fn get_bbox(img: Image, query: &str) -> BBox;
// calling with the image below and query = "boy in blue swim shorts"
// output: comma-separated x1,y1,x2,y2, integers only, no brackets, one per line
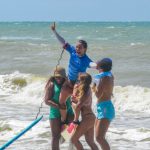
51,22,97,124
92,58,115,150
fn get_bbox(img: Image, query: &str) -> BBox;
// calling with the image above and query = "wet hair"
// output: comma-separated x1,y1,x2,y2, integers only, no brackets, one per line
75,73,92,100
97,58,112,72
78,40,88,49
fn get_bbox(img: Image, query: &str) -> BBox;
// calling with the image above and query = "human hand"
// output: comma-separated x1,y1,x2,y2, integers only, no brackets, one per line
91,83,97,92
71,95,78,104
89,62,97,69
51,22,56,31
71,95,76,100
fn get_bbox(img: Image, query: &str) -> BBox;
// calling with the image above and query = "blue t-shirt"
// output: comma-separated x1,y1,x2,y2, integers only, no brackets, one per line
65,44,92,81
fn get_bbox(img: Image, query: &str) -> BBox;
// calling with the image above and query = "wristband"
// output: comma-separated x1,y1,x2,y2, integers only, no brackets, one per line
63,43,69,49
73,120,80,125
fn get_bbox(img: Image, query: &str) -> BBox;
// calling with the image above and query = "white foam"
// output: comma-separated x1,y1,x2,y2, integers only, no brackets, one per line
130,42,144,46
1,72,150,113
76,36,84,40
106,26,115,29
0,72,45,106
0,71,30,95
0,36,42,41
0,119,49,141
113,86,150,113
108,127,150,142
10,80,45,106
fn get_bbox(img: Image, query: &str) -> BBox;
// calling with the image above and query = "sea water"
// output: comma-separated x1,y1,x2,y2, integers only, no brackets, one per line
0,22,150,150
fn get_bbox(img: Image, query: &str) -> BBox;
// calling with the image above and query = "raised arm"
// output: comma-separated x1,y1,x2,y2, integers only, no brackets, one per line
51,22,66,46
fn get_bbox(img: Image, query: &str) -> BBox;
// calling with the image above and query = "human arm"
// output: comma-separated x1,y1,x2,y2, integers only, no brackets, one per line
71,101,81,122
44,82,59,108
89,62,97,69
94,77,109,99
51,22,66,46
91,82,96,92
86,56,97,69
71,93,87,122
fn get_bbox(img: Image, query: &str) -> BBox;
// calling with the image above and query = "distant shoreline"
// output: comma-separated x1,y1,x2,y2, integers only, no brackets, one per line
0,21,150,23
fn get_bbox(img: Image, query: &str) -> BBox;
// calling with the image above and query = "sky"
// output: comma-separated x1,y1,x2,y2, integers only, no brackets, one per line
0,0,150,22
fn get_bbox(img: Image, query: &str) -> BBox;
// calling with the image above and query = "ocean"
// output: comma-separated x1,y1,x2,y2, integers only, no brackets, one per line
0,22,150,150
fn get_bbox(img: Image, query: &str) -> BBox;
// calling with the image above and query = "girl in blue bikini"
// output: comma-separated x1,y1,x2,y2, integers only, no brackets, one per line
93,58,115,150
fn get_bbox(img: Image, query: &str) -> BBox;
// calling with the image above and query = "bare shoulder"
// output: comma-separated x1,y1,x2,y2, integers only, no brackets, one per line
103,76,113,81
49,81,54,88
74,84,79,89
46,81,54,90
100,76,110,84
99,76,113,88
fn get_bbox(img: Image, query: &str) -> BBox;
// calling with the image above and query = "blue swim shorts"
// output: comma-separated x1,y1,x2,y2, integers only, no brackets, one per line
96,100,115,121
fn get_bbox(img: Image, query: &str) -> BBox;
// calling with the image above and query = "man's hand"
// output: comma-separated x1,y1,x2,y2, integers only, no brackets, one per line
50,22,66,46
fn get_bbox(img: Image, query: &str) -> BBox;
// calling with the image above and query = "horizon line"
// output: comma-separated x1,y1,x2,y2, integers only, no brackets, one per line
0,21,150,23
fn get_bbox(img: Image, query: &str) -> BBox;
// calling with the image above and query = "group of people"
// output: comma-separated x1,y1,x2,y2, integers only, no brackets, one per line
44,23,115,150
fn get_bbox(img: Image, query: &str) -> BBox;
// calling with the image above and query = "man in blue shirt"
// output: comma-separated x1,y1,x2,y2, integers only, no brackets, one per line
51,22,96,123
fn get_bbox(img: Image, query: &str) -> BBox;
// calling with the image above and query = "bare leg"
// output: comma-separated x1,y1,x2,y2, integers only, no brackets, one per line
71,125,84,150
71,114,95,150
95,118,110,150
59,81,73,122
84,127,99,150
50,118,61,150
